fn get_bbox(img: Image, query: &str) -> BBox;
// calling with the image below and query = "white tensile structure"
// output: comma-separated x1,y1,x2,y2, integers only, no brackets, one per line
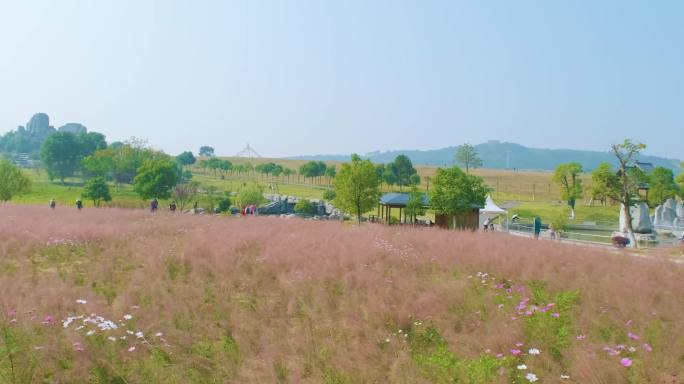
479,195,507,230
235,143,262,158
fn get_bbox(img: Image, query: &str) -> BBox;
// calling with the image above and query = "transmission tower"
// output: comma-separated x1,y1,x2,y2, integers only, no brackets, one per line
235,143,262,158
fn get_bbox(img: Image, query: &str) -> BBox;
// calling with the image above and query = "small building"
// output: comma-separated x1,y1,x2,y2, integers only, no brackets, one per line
376,192,484,230
434,207,482,230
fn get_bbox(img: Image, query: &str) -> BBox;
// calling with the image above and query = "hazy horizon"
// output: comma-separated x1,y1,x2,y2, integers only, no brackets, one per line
1,1,682,158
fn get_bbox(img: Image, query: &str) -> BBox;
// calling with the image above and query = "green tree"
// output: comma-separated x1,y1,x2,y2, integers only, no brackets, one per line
553,162,583,219
40,132,82,183
133,157,180,200
299,161,327,183
0,160,31,201
176,151,196,167
608,140,647,247
333,154,380,224
81,140,155,185
82,177,111,207
677,162,684,191
409,174,421,186
454,143,483,174
382,167,397,189
374,164,386,189
294,198,318,215
218,159,232,176
234,185,266,210
389,155,418,189
429,166,488,229
271,164,284,177
204,157,222,176
76,132,107,157
324,166,336,184
283,167,294,182
199,146,215,157
590,162,618,206
82,151,115,179
648,166,681,206
405,186,426,224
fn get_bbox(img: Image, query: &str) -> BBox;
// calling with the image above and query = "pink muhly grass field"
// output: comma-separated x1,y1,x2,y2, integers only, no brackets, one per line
0,204,682,383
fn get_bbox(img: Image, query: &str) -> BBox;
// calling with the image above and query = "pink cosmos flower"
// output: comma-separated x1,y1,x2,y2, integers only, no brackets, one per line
627,332,639,340
551,313,560,318
620,358,632,367
625,320,633,327
511,349,522,355
496,353,504,358
576,334,586,340
642,343,653,352
42,315,55,325
515,342,524,347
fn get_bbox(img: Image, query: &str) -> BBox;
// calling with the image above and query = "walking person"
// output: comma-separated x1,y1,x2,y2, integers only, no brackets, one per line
49,198,56,209
75,199,83,210
483,217,491,232
150,198,158,212
169,201,177,212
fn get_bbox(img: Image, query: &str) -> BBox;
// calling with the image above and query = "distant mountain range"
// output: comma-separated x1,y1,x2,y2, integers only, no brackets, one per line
290,140,682,172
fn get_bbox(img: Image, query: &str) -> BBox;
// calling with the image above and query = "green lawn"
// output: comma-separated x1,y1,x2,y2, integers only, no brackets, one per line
507,201,620,225
13,169,623,226
13,170,144,208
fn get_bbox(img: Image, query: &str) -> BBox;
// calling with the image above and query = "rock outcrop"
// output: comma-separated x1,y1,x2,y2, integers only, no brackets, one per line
26,113,55,139
620,202,653,234
653,198,684,230
58,123,87,134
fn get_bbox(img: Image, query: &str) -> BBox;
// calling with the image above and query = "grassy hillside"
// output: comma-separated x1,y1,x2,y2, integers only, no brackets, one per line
0,206,681,383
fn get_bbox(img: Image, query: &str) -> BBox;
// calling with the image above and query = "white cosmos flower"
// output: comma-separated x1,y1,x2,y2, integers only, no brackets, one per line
528,348,541,355
123,314,133,320
526,373,538,382
76,299,87,304
560,374,570,379
517,364,527,370
135,331,144,339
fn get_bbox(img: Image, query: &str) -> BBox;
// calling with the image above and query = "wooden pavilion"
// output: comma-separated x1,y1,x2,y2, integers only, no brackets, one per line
376,192,429,224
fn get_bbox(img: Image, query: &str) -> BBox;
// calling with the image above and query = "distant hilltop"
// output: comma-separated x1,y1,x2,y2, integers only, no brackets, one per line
291,140,682,172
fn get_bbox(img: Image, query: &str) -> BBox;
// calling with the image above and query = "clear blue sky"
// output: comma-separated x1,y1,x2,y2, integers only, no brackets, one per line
0,1,682,159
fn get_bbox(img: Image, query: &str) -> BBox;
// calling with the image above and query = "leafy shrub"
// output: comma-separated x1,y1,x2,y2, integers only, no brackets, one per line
294,198,318,215
323,189,336,201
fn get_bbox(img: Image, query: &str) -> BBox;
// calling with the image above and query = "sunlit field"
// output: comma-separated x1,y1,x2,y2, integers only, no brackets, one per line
0,205,681,383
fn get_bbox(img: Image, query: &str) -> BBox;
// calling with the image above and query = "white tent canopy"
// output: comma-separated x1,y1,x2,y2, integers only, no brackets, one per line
479,195,507,229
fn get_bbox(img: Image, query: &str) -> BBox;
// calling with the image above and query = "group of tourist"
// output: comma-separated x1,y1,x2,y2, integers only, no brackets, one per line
47,198,193,213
